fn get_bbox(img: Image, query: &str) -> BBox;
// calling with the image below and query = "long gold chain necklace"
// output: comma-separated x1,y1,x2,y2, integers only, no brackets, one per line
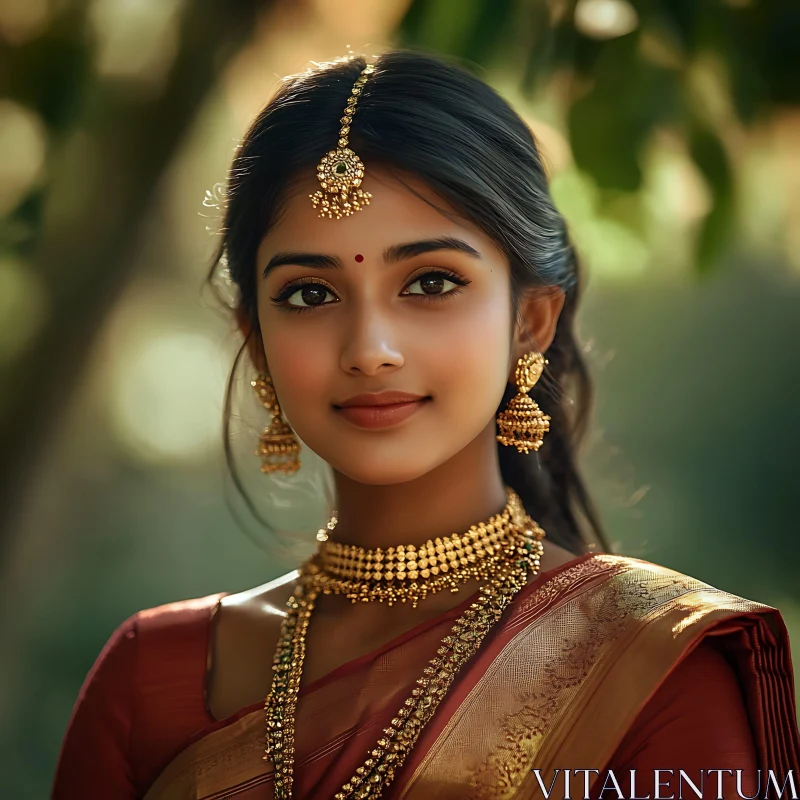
264,488,546,799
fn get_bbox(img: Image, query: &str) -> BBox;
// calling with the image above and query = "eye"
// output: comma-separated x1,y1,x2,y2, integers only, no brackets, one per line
402,269,470,298
270,279,338,311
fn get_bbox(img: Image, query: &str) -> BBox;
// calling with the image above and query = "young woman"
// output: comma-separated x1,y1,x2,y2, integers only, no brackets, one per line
53,51,799,800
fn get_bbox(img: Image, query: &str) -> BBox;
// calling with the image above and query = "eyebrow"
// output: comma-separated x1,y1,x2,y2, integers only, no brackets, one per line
385,236,482,264
261,236,482,278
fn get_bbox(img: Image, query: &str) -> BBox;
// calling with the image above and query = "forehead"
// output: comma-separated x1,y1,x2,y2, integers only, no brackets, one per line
258,166,500,260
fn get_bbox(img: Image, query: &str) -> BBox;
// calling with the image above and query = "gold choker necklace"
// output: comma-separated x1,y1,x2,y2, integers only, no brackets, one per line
308,487,545,608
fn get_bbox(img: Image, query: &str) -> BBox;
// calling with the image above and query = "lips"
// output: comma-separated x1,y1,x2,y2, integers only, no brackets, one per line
335,392,428,408
333,392,431,429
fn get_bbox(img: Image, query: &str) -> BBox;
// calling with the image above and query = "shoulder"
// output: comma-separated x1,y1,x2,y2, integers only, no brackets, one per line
84,593,228,673
215,571,299,641
75,592,227,697
74,591,224,681
123,592,231,697
134,591,228,634
537,553,786,668
72,592,229,702
204,572,300,722
54,594,229,796
575,553,776,619
99,593,232,729
218,570,299,612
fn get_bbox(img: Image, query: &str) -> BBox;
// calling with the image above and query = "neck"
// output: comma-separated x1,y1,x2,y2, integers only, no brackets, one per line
330,421,507,549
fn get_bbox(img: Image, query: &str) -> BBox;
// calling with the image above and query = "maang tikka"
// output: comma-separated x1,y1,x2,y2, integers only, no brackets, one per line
251,373,301,474
309,62,375,219
496,352,551,454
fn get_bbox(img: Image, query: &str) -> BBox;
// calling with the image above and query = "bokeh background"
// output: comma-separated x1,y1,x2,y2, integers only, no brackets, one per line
1,0,798,795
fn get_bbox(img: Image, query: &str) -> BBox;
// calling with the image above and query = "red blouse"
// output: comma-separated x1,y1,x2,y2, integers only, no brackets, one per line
52,590,759,799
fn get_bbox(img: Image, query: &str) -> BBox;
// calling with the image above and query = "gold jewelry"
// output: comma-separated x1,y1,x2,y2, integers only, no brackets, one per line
309,62,375,219
313,487,545,608
252,373,301,474
496,351,551,454
264,488,546,799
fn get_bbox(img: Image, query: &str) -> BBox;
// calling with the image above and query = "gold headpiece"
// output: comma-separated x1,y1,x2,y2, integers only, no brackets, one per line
309,62,374,219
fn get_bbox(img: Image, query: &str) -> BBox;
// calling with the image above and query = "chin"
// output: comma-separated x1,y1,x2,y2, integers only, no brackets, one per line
318,439,450,486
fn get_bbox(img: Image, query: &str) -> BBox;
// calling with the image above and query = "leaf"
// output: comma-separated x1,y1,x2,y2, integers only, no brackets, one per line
568,35,675,192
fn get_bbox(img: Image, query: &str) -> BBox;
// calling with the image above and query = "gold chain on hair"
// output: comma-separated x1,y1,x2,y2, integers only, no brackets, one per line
309,63,375,219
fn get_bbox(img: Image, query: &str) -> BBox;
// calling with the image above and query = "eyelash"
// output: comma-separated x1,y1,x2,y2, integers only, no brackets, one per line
268,269,471,315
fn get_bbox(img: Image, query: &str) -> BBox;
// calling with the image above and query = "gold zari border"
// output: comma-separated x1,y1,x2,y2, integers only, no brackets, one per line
398,554,788,799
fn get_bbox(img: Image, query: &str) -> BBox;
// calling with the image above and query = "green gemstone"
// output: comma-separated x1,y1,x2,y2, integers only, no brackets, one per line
334,161,347,175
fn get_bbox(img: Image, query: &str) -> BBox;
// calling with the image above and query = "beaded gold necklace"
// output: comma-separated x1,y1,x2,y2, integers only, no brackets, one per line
264,488,546,799
314,488,539,609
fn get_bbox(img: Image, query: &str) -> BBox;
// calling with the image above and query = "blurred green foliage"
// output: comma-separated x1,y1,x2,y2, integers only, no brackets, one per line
1,0,266,537
401,0,799,273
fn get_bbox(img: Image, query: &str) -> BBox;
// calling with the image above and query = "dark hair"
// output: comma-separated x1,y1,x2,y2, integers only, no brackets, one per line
206,50,611,556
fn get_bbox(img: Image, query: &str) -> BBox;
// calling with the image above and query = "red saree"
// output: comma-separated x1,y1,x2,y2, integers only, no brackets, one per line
53,553,800,799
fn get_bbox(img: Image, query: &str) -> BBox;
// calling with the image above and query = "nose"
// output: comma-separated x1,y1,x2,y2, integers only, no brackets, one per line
340,305,404,376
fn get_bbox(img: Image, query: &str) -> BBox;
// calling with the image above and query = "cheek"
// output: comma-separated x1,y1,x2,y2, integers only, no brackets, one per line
426,289,512,402
259,318,336,421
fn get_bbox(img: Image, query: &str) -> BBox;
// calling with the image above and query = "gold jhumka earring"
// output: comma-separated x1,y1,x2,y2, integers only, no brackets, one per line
251,373,301,474
496,351,551,453
309,63,374,219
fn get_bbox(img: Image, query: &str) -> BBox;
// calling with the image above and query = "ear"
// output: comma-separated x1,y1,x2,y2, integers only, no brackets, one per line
235,305,268,374
510,286,566,369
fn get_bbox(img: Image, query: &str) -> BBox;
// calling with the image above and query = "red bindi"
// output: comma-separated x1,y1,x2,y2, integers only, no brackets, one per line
354,254,364,262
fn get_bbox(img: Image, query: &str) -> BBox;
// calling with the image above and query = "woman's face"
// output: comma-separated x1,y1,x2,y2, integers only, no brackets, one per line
255,167,517,486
